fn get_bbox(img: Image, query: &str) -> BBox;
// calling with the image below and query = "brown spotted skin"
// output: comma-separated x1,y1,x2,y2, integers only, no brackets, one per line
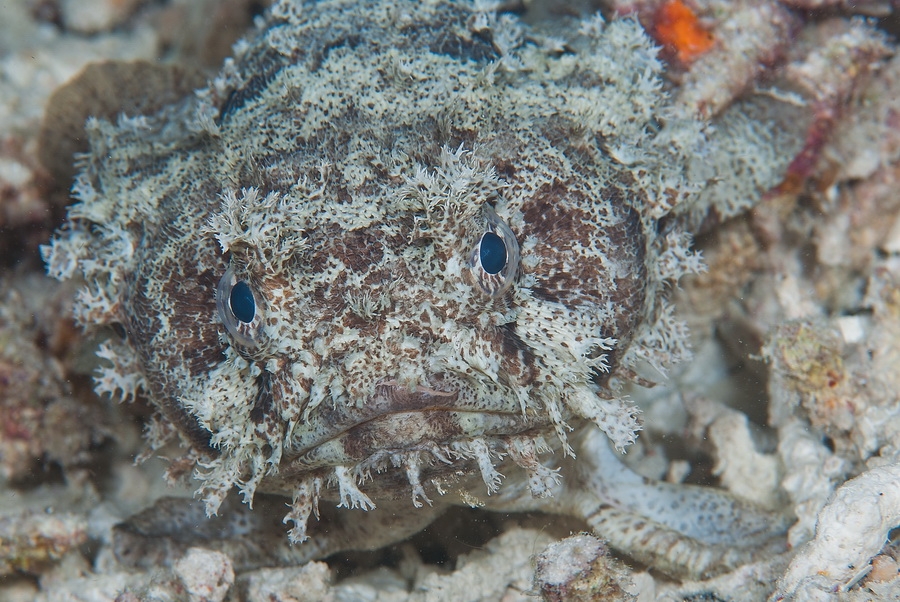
45,0,710,551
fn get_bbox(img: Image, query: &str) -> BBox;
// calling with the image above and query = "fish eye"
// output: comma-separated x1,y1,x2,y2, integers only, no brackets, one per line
470,204,519,297
229,280,256,323
216,266,260,347
478,231,507,275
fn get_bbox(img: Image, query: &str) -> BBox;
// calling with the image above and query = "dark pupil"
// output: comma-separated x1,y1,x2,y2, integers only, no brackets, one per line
479,231,507,275
230,281,256,323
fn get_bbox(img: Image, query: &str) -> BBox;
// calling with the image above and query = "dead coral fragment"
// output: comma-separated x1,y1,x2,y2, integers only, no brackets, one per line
766,320,853,432
173,547,235,602
775,19,892,195
775,463,900,598
0,510,87,576
675,0,796,118
0,274,107,481
535,533,635,602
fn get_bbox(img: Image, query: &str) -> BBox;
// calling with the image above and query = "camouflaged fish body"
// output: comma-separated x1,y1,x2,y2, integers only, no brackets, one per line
45,0,788,575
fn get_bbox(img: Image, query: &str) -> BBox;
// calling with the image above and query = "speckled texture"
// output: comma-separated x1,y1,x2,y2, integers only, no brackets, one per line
39,0,804,582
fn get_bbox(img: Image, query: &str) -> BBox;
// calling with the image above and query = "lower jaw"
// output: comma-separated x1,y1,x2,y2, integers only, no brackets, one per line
284,408,553,472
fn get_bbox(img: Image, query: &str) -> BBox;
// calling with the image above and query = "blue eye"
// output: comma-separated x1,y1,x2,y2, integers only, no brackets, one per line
479,231,507,275
229,280,256,323
216,267,260,348
469,204,520,298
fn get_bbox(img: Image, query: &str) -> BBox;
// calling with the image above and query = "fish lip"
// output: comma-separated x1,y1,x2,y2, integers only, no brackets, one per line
286,380,462,456
377,380,459,402
282,379,547,472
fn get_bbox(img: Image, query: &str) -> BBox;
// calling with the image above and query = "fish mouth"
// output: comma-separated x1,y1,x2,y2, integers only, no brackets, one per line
284,380,549,471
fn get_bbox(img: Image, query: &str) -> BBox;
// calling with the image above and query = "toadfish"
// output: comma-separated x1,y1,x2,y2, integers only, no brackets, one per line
44,0,791,579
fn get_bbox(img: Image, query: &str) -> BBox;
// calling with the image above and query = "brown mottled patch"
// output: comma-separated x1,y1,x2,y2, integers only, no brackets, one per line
250,371,274,424
496,323,537,384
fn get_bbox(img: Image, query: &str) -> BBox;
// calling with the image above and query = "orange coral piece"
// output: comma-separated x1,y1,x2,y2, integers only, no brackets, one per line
651,0,715,65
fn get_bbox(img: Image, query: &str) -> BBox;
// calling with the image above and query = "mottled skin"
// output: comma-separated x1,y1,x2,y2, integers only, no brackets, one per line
46,0,788,580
